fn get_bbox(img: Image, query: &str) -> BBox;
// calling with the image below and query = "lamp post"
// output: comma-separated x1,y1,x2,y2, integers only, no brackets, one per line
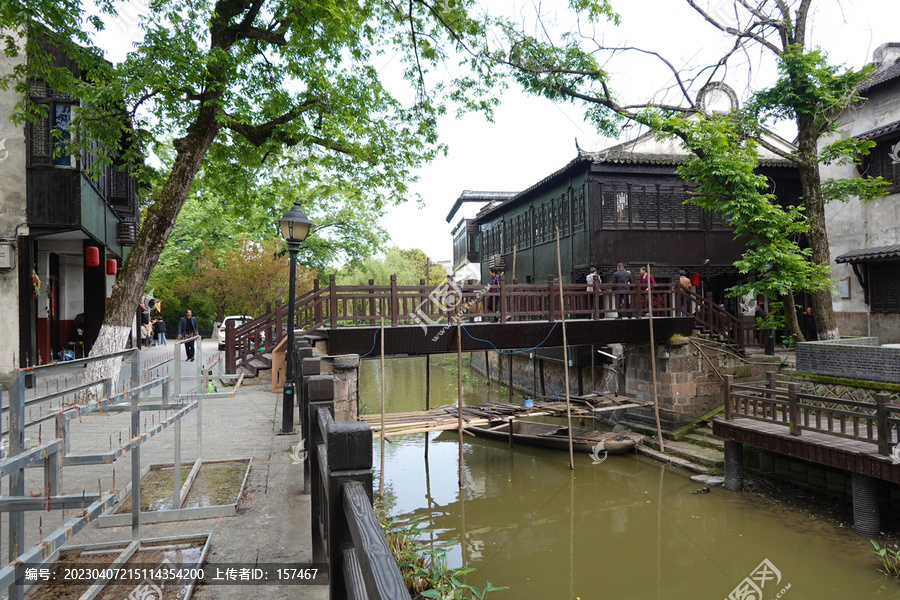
278,200,313,434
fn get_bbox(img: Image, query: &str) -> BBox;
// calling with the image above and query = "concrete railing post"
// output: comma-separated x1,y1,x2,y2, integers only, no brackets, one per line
788,382,801,436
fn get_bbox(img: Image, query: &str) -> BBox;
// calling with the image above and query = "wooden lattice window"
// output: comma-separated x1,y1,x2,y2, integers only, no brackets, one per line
572,186,586,232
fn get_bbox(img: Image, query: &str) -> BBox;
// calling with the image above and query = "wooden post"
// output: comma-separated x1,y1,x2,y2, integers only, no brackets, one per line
723,374,733,420
390,274,399,326
877,392,890,455
766,371,778,420
499,276,507,323
457,303,464,488
647,265,665,453
425,354,430,461
329,274,338,329
508,417,514,447
313,278,322,328
548,275,556,322
788,382,801,436
508,354,513,404
556,228,575,470
379,317,386,501
368,279,376,326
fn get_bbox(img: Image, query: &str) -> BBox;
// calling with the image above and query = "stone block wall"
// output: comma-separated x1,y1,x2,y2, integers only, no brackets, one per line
624,339,781,427
310,338,359,422
795,337,900,383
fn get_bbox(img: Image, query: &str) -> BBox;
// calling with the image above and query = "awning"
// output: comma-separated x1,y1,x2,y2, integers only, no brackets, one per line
835,244,900,264
853,118,900,141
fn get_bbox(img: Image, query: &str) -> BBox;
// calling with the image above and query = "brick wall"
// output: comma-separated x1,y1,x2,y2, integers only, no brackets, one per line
795,338,900,383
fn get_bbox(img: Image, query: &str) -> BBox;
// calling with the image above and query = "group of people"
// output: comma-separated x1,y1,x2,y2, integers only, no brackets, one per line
588,263,692,318
136,309,200,361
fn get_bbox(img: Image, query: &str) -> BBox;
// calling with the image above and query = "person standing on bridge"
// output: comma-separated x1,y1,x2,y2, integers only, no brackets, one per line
178,309,199,361
487,267,501,321
612,263,631,318
678,270,693,316
639,267,656,318
586,266,601,318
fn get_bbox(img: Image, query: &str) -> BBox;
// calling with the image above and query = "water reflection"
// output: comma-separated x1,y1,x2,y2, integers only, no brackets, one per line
363,357,900,599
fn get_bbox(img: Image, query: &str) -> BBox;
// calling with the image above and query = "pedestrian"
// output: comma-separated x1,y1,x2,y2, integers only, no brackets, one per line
487,267,501,321
754,303,768,345
611,263,632,318
678,269,693,316
154,317,167,346
639,267,656,317
585,267,601,317
177,309,199,361
803,307,818,342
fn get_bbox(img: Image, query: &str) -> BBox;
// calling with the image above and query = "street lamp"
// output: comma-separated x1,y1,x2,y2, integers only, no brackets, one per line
278,200,314,434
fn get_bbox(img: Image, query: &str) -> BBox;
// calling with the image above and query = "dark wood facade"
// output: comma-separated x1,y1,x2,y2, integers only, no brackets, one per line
473,144,802,310
14,38,140,365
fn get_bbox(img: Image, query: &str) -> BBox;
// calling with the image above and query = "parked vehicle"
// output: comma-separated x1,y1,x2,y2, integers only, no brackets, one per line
217,315,253,350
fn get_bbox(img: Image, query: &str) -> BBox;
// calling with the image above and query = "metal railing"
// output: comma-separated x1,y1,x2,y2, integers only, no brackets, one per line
0,346,201,599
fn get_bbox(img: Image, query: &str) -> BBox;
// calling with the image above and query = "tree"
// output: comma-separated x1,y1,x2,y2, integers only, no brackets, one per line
486,0,888,340
338,247,448,287
2,0,496,385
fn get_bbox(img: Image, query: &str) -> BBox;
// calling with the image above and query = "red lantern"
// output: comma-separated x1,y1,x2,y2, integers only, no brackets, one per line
690,272,700,287
85,246,100,267
106,259,117,276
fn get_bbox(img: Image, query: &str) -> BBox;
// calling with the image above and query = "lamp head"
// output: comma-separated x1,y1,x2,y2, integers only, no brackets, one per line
278,200,314,242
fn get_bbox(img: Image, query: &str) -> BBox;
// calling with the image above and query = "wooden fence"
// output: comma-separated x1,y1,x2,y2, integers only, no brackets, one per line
723,373,900,454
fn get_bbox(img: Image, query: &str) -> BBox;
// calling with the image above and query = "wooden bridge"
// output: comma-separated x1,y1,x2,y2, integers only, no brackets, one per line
714,373,900,536
224,276,762,376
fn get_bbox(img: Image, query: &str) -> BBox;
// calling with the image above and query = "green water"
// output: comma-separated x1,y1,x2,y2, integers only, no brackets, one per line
360,356,900,599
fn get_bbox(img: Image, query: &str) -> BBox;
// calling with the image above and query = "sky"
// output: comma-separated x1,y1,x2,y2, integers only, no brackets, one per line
384,0,900,263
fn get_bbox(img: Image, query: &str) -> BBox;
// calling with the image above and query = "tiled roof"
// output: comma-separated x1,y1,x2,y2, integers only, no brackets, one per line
835,244,900,264
853,118,900,141
859,61,900,93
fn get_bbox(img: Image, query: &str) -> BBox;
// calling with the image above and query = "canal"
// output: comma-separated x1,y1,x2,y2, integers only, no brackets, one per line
360,355,900,599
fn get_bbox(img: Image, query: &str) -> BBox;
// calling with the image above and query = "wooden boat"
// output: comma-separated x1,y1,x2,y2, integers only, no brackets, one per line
466,420,641,454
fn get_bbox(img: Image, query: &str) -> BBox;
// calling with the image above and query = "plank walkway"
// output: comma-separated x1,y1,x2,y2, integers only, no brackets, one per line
360,394,646,437
713,416,900,484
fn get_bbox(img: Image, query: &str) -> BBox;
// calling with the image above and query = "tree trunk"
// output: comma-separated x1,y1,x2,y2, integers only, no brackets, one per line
83,112,221,392
795,119,839,341
782,294,804,343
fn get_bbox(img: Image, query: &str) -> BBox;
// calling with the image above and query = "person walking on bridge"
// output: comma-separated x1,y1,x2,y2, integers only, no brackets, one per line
612,263,632,318
178,309,199,361
586,266,601,318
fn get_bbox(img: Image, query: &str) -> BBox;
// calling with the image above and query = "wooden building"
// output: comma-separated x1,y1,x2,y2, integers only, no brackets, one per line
468,127,801,311
0,35,140,372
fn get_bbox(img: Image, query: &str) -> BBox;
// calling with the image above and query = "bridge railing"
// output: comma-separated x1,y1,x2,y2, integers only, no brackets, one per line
226,274,756,373
723,372,900,454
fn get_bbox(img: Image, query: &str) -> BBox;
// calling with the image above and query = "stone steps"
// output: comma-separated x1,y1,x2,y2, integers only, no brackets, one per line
642,438,724,469
635,444,712,474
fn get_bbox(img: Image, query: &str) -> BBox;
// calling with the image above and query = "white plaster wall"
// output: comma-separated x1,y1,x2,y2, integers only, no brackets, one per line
0,34,26,377
822,74,900,315
62,254,85,321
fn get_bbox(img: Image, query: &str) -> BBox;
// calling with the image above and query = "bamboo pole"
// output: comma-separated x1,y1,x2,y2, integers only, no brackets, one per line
457,302,465,489
557,228,575,470
425,354,430,461
646,265,665,453
379,317,386,500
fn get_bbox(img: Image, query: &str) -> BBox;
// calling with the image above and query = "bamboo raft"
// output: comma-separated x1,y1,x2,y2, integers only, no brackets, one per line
360,394,646,438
